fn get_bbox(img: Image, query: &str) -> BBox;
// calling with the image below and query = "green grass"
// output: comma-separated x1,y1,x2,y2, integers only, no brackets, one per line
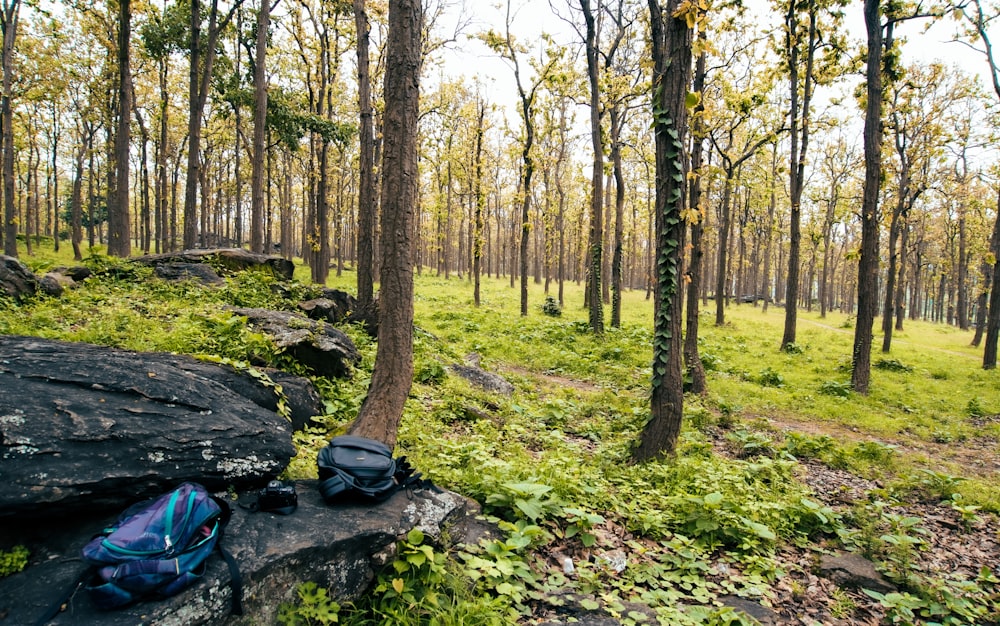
4,242,1000,624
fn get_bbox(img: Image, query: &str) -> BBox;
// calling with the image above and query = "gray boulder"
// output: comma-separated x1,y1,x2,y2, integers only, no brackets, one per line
818,552,896,593
0,254,38,300
0,335,298,518
226,306,360,378
153,262,225,285
134,249,294,280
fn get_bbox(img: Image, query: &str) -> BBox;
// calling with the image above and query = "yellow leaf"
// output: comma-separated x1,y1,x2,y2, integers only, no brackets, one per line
392,578,404,594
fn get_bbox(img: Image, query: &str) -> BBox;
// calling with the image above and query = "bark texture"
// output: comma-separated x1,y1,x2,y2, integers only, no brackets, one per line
347,0,421,448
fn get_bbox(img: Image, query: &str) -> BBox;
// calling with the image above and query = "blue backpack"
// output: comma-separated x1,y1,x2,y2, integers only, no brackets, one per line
80,482,243,612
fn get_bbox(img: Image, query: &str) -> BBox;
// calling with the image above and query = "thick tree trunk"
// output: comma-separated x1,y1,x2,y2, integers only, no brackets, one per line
634,0,691,462
348,0,421,448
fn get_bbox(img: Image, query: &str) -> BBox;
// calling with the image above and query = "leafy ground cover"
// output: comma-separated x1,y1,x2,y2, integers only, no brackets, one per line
2,247,998,624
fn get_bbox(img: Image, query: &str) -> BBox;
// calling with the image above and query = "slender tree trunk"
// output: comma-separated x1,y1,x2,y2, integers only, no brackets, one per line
760,142,778,313
684,43,708,395
714,177,733,325
881,198,903,352
582,0,604,333
108,0,132,257
1,0,20,257
983,187,1000,368
972,258,991,347
355,0,376,311
610,106,626,328
184,0,235,249
71,127,84,261
782,0,817,349
852,0,886,394
894,217,908,331
473,100,484,307
348,0,421,447
958,211,970,330
249,0,269,254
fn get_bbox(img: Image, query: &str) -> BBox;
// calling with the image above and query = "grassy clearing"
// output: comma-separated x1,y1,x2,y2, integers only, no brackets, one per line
3,245,999,624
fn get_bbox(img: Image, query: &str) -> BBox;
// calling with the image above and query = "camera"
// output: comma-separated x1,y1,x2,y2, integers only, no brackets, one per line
257,480,297,514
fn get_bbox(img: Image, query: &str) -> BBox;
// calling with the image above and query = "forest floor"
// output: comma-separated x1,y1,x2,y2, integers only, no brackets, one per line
512,366,1000,625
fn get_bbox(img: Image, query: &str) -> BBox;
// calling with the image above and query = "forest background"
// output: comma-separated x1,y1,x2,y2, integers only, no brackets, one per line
3,0,1000,358
1,0,1000,622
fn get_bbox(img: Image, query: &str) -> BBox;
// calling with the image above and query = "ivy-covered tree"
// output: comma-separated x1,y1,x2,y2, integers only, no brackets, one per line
633,0,692,462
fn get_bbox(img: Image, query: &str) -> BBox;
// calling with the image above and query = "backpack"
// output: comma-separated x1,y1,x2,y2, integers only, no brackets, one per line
80,482,242,613
317,435,427,504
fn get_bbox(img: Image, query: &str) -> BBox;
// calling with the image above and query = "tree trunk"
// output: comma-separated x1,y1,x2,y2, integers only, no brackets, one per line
852,0,885,394
1,0,20,257
473,100,485,307
684,42,708,396
894,216,908,331
983,188,1000,368
972,257,991,347
634,0,691,462
782,0,817,349
582,0,604,334
610,105,626,329
881,198,903,352
958,211,969,330
348,0,421,448
108,0,132,258
183,0,234,249
714,177,733,325
71,127,84,261
249,0,269,254
355,0,377,312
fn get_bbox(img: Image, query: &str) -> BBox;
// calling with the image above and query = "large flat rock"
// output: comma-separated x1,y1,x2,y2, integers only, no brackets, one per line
0,336,297,519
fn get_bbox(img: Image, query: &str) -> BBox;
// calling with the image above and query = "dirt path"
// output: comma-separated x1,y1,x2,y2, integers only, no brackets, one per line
753,412,1000,479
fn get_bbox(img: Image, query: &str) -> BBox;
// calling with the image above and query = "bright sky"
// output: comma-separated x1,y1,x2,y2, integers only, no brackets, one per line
437,0,1000,106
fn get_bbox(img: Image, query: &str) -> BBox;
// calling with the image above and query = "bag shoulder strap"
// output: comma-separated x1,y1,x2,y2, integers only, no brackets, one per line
34,566,93,626
211,495,243,616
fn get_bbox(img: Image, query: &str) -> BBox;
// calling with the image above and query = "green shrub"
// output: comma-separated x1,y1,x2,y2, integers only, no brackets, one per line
781,342,805,355
781,432,836,460
756,367,784,388
874,358,913,373
819,380,851,397
277,582,341,625
541,295,562,317
0,545,29,577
